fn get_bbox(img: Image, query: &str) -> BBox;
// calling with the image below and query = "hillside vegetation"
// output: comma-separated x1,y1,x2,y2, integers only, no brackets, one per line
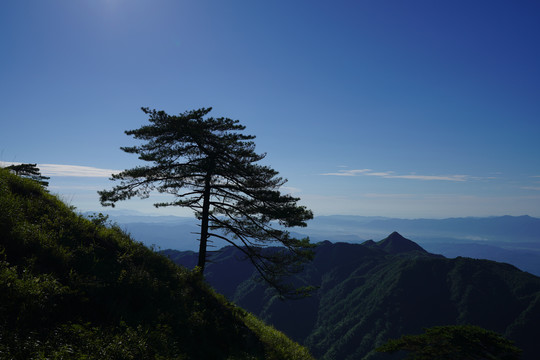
0,168,313,360
167,233,540,360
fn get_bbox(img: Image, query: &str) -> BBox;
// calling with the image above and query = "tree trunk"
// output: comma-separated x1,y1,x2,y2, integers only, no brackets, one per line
197,172,212,272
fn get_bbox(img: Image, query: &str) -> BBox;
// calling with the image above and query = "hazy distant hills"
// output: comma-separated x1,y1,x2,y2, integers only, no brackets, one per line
105,212,540,276
310,215,540,242
165,233,540,360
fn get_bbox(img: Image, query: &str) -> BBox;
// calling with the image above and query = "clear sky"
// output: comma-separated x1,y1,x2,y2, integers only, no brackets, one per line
1,0,539,219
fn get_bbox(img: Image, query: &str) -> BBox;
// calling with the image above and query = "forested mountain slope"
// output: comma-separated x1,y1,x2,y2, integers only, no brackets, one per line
0,168,313,360
166,233,540,360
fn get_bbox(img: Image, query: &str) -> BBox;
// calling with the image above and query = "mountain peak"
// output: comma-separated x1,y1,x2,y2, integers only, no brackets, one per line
387,231,405,239
362,239,377,246
376,231,427,254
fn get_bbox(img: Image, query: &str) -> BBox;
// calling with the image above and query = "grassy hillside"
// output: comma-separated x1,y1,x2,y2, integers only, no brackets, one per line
0,168,313,360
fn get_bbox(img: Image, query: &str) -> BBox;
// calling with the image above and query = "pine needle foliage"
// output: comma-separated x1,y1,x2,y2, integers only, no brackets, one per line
99,107,314,298
5,163,49,188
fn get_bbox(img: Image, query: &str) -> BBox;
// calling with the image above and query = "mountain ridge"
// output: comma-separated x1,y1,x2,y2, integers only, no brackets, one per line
375,231,429,254
110,212,540,275
166,233,540,360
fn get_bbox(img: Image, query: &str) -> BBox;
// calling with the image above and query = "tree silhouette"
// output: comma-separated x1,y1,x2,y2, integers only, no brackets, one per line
99,107,314,297
376,324,522,360
6,163,49,188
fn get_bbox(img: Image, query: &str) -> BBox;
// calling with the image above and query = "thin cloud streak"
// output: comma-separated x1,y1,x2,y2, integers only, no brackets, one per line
386,174,468,181
321,169,372,176
39,164,121,178
362,193,416,198
321,169,469,182
1,162,121,178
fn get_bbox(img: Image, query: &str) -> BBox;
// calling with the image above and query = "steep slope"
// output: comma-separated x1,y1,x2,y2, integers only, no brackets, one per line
167,234,540,360
0,168,313,360
375,231,429,254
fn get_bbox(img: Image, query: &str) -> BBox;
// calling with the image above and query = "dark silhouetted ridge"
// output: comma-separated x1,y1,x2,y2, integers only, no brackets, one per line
167,231,540,360
376,231,428,254
361,239,376,246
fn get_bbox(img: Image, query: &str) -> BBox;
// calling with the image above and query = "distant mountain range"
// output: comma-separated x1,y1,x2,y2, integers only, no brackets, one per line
164,233,540,360
102,212,540,276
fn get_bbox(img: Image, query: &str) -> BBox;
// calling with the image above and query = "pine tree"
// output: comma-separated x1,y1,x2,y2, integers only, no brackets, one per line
99,107,314,297
6,163,50,188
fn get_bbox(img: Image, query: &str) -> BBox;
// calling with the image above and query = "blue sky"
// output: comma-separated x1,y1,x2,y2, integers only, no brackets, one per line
1,0,539,218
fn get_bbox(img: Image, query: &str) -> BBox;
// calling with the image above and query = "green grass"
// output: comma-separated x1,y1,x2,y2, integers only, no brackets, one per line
0,167,314,360
242,313,314,360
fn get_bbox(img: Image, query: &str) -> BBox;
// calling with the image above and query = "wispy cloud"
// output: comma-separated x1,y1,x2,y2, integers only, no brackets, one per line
281,186,302,194
321,168,469,182
48,185,104,191
320,169,373,176
39,164,121,177
521,186,540,191
385,174,468,181
362,193,416,198
1,162,121,178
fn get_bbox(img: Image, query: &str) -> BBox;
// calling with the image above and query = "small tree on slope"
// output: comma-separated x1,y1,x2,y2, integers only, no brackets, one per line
6,163,50,188
99,107,314,297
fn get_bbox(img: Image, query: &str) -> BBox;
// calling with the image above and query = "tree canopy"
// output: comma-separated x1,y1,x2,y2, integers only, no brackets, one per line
99,107,314,297
376,324,522,360
6,163,49,188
